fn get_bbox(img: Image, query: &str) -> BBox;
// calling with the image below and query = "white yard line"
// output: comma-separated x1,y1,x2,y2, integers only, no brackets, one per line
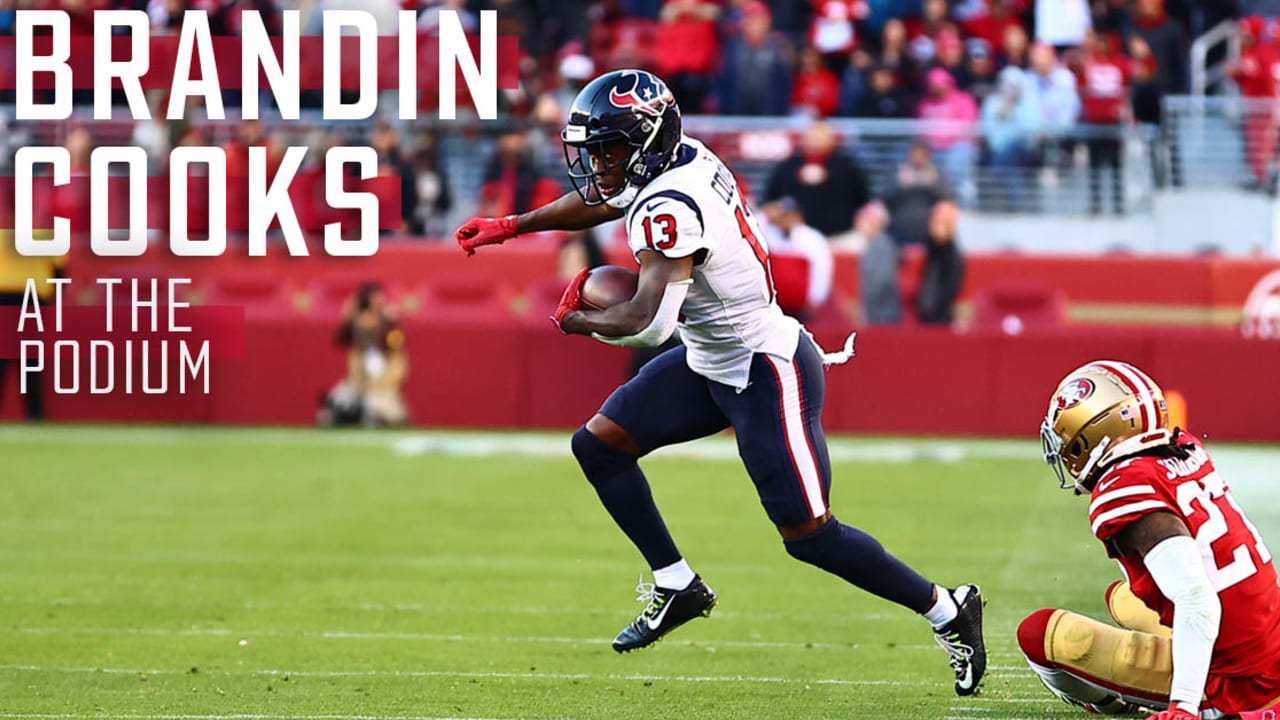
0,664,931,687
5,625,936,651
0,424,1043,464
0,595,904,623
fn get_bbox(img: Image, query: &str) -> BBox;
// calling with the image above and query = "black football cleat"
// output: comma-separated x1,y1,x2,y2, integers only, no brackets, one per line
612,575,717,653
933,584,987,696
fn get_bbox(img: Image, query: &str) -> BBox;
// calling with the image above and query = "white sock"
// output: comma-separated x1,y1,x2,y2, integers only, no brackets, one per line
923,585,958,629
653,559,695,590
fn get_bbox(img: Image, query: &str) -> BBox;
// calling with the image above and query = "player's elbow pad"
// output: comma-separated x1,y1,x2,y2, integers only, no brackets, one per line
594,280,690,348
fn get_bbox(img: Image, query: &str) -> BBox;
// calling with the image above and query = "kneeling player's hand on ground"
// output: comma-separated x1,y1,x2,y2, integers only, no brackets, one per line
455,215,517,256
552,267,591,335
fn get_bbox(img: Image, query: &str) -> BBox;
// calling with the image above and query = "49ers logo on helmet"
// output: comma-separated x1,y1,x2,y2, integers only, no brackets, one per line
1056,378,1095,410
608,72,670,117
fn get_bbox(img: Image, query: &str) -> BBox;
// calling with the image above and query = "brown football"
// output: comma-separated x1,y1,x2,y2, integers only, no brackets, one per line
580,265,639,311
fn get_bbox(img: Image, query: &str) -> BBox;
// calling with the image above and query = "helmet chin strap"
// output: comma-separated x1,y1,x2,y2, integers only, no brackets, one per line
608,114,672,210
1074,436,1112,493
605,185,640,209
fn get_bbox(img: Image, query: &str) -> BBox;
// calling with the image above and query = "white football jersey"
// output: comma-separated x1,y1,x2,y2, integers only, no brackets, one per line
624,136,800,389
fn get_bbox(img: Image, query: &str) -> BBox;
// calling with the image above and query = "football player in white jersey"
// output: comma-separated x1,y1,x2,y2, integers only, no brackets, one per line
455,69,987,695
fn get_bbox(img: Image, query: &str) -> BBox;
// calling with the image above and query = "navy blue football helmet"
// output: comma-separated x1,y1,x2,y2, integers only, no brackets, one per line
561,69,683,208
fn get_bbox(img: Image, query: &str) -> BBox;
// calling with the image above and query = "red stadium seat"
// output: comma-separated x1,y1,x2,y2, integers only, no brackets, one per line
414,272,517,323
971,282,1068,335
521,275,573,326
200,270,296,319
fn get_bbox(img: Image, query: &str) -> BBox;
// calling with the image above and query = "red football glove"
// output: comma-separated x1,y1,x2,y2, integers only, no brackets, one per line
455,215,517,256
551,267,591,334
1145,705,1199,720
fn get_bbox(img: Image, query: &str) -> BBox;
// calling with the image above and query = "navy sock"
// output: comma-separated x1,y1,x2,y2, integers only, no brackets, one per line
571,427,681,570
784,519,935,613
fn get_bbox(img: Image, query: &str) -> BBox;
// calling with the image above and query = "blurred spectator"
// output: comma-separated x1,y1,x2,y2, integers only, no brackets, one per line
980,66,1040,211
479,124,563,219
1001,24,1031,69
652,0,721,113
765,0,817,47
1024,43,1081,144
320,282,409,428
761,197,834,316
410,137,453,238
0,2,14,36
854,202,905,325
966,39,999,102
916,67,979,196
716,1,794,115
810,0,869,70
962,0,1023,50
908,0,957,64
763,121,871,241
793,47,843,117
1131,0,1189,96
1229,16,1279,188
917,200,965,325
835,49,874,115
1077,29,1130,214
370,121,420,235
885,142,950,246
1128,35,1162,126
0,228,65,421
850,63,914,117
877,19,918,84
212,0,282,36
1035,0,1091,49
930,29,972,90
558,228,606,279
416,0,477,34
549,53,597,116
1126,35,1179,188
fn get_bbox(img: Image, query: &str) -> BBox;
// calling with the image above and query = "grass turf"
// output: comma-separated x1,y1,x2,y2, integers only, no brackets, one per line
1,425,1276,720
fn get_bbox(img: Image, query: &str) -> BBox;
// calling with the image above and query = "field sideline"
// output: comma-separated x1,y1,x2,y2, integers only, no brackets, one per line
2,425,1277,720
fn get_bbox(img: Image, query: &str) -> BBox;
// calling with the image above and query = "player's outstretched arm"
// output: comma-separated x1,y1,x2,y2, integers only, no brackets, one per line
455,191,624,256
556,250,693,342
1113,512,1222,720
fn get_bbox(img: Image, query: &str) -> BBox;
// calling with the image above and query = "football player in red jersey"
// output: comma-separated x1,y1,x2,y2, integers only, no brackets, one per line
1020,360,1280,720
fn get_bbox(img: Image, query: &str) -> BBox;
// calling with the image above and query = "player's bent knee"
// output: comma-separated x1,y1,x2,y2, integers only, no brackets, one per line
571,424,637,481
1018,608,1065,667
776,511,833,540
584,414,642,456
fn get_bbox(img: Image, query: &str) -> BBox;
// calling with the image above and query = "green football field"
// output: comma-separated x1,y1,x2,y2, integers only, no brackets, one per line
2,425,1278,720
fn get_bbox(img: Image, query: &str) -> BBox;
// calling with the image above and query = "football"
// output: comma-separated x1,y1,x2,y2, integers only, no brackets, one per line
580,265,639,311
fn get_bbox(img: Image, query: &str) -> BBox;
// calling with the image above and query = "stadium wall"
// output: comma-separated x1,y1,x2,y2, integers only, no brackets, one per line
5,245,1279,440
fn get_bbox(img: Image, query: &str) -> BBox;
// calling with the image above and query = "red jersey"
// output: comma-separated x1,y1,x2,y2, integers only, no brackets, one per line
1078,55,1129,124
1233,45,1280,99
1089,435,1280,713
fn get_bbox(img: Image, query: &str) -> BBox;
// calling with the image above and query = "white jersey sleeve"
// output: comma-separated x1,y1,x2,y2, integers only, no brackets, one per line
625,191,713,260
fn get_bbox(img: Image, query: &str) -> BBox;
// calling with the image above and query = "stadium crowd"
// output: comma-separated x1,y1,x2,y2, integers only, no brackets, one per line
0,0,1264,330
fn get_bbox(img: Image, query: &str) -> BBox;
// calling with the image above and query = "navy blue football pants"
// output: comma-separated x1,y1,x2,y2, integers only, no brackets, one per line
599,333,832,527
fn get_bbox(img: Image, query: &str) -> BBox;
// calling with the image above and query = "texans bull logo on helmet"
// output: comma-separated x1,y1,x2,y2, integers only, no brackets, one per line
608,72,673,117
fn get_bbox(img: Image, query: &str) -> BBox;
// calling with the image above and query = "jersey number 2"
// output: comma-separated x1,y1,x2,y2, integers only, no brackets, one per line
1176,471,1273,591
642,214,677,250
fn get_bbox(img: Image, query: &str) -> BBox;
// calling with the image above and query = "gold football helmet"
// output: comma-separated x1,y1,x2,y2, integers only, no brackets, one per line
1041,361,1172,492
